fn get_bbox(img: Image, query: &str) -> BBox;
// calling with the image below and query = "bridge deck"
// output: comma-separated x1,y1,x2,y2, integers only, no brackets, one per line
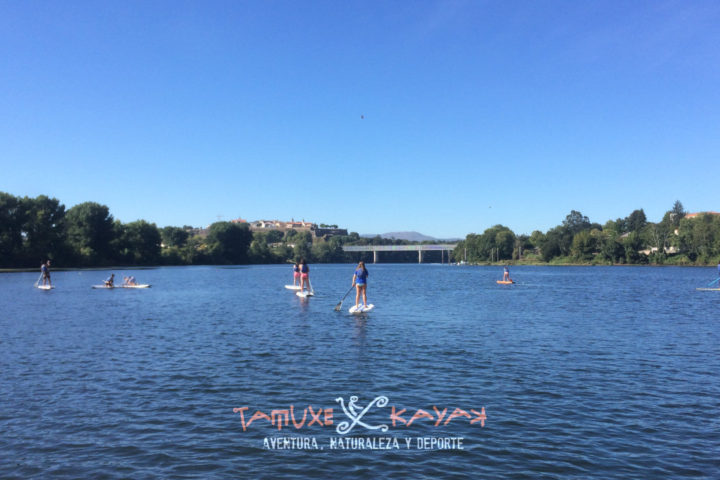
342,244,458,263
342,244,456,252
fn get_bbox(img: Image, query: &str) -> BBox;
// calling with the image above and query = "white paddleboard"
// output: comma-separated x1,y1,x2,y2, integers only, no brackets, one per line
696,287,720,291
121,284,151,288
296,291,314,298
92,285,116,289
349,304,374,314
36,285,54,290
285,285,301,290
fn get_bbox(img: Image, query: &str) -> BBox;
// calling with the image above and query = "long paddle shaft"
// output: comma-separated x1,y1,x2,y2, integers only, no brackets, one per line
35,272,43,286
334,285,355,311
708,276,720,287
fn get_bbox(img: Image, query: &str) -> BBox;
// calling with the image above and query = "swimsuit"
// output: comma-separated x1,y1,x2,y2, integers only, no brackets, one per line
355,268,368,285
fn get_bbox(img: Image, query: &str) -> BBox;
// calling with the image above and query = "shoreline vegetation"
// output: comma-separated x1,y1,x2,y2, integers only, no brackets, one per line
2,192,719,269
1,262,715,275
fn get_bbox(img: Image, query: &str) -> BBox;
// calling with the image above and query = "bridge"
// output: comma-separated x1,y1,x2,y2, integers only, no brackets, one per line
342,244,457,263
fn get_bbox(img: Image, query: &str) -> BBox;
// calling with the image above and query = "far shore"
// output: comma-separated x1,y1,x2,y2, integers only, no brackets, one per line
2,262,717,274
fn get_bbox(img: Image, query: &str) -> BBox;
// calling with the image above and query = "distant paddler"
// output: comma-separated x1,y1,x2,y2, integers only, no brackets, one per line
40,260,52,287
299,259,310,294
497,265,514,284
104,273,115,288
352,261,369,309
293,262,301,286
123,275,137,286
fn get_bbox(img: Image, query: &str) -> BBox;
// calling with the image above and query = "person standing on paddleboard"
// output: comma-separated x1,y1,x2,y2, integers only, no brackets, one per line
503,265,510,282
41,260,52,287
299,259,310,293
293,262,301,286
352,261,369,309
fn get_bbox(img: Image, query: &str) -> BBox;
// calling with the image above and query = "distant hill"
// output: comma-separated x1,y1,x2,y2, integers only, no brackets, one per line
361,231,439,242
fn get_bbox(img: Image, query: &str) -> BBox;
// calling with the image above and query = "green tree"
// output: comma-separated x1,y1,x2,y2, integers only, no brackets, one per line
265,229,284,244
249,238,274,263
494,229,516,260
65,202,116,265
626,209,647,232
597,222,624,263
206,222,252,264
562,210,591,234
117,220,161,265
623,232,647,264
20,195,66,265
0,192,24,267
312,240,345,263
539,228,562,262
161,226,189,248
677,213,720,263
571,230,598,262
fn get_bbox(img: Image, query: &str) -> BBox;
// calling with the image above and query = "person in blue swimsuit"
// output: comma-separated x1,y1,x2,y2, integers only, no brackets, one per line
104,273,115,288
40,260,52,287
352,261,369,308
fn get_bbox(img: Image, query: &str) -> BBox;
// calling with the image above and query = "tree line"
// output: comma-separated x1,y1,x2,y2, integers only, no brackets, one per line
453,201,720,265
3,193,718,268
0,192,431,268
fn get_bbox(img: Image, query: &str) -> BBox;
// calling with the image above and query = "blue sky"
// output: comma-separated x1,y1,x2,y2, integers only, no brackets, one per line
1,1,719,238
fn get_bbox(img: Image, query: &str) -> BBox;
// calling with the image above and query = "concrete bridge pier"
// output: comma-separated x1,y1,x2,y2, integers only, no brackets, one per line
373,250,378,263
418,250,423,263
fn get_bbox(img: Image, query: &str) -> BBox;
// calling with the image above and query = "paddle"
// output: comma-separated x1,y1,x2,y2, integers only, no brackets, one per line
707,277,720,287
334,285,355,311
34,272,43,287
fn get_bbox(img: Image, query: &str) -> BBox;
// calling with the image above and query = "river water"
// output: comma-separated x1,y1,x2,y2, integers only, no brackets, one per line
1,264,718,478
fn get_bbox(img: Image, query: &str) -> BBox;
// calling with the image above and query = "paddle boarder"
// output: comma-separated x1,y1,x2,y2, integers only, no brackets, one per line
503,265,510,282
104,273,115,288
352,261,369,309
293,262,301,286
40,260,52,287
299,259,310,293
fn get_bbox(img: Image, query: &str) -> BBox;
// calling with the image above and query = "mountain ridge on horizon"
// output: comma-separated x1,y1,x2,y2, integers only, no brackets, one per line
360,231,460,242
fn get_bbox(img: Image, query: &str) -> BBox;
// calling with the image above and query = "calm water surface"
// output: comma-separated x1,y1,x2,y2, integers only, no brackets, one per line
1,264,718,479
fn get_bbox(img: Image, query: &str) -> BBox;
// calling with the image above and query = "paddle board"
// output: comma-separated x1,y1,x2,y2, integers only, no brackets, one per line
696,287,720,291
92,285,116,289
285,285,301,290
496,280,515,285
296,291,314,298
349,304,374,314
122,284,151,288
36,285,54,290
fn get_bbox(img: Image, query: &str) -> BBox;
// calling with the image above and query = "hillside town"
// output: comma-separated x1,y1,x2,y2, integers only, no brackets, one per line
188,218,348,240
